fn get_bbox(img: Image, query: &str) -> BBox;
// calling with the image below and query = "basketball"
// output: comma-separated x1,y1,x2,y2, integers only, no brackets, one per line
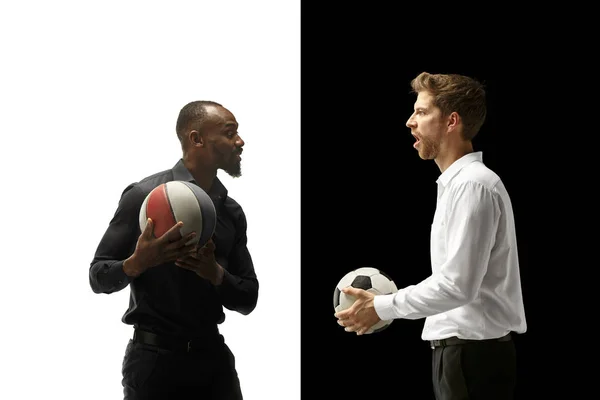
333,267,399,334
139,180,217,247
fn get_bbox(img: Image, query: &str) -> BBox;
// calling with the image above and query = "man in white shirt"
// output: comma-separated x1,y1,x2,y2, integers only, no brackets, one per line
335,72,527,400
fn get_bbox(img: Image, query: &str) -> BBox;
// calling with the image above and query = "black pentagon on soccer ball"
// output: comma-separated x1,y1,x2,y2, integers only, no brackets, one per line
351,275,372,291
333,287,341,308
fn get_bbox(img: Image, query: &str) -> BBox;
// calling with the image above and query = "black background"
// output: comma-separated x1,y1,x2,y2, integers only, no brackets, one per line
300,5,593,399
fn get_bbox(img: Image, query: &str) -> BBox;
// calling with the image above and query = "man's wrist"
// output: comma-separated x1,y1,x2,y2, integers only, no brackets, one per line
123,255,142,277
211,263,225,286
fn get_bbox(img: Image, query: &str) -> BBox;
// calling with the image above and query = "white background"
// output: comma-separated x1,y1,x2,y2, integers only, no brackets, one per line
0,1,300,399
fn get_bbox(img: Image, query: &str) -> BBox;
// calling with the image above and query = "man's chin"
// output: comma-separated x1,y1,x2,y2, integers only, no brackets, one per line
224,163,242,178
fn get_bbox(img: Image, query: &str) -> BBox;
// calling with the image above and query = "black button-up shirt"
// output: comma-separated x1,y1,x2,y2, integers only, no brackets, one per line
89,159,259,338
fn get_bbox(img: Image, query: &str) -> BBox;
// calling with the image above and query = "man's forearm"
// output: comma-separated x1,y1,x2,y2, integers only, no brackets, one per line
89,260,131,294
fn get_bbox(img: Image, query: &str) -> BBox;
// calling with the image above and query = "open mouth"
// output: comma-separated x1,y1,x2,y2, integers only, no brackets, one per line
412,133,421,147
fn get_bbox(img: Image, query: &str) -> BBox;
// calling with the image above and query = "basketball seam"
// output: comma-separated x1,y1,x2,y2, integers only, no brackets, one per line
180,181,216,245
165,182,177,228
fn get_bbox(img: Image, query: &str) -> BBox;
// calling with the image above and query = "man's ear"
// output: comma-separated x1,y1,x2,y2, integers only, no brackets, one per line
189,130,204,147
447,112,461,132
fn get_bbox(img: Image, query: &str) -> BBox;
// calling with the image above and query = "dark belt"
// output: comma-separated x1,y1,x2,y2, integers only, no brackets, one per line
133,328,219,353
429,333,512,350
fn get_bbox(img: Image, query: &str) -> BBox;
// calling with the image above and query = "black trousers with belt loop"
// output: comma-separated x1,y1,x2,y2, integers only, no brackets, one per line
122,328,243,400
430,333,516,400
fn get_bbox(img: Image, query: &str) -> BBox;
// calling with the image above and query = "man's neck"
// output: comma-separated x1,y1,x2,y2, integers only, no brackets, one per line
182,154,217,193
435,141,474,173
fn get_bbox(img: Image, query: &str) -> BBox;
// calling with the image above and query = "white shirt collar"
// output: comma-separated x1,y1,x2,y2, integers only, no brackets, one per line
436,151,483,187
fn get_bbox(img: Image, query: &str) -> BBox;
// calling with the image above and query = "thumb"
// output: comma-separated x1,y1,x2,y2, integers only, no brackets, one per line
143,218,154,238
205,239,216,251
342,286,361,296
199,239,215,255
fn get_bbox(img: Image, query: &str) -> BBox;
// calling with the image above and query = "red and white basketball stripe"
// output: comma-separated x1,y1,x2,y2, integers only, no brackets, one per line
139,181,216,247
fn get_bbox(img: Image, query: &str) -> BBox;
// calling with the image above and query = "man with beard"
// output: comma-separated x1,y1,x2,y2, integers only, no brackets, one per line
89,100,259,399
335,73,527,400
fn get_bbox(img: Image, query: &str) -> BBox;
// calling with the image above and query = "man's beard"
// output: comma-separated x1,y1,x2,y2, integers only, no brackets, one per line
418,135,440,160
224,161,242,178
215,147,242,177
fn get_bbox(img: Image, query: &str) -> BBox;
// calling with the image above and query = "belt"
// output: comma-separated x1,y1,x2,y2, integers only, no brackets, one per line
429,333,512,350
133,328,219,353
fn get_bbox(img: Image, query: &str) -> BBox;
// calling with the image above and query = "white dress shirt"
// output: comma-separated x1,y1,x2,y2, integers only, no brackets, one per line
374,152,527,340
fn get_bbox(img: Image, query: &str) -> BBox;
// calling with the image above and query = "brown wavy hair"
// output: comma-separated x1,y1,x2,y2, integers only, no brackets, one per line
410,72,487,141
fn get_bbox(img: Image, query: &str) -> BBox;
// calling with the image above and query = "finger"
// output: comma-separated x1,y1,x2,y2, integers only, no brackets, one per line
192,253,211,264
175,261,194,271
161,221,184,243
168,236,196,256
143,218,154,238
341,286,362,296
174,257,195,270
199,240,215,255
166,232,196,251
198,247,213,257
176,247,205,262
166,242,197,260
182,245,200,258
334,310,349,319
176,232,197,249
205,239,215,250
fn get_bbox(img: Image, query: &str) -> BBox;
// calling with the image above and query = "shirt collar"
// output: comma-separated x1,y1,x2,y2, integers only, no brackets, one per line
171,159,228,203
172,158,195,182
436,151,483,187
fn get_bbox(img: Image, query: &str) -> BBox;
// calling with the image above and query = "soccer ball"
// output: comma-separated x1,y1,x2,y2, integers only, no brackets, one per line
333,267,398,334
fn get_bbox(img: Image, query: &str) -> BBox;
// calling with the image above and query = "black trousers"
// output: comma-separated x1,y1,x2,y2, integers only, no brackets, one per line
431,337,516,400
121,335,243,399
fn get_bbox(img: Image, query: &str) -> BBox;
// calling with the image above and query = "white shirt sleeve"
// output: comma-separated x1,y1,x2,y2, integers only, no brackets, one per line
374,181,500,321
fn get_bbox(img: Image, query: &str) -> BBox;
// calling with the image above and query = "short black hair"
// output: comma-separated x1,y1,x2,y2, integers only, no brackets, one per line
175,100,223,142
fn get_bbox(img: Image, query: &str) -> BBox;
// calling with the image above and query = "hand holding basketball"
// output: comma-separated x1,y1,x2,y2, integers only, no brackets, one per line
175,239,224,285
123,218,197,277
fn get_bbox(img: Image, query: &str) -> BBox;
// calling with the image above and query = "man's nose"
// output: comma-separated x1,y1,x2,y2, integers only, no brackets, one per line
236,136,245,148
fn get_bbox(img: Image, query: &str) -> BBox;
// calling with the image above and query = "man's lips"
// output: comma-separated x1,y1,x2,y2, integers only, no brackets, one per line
412,133,420,148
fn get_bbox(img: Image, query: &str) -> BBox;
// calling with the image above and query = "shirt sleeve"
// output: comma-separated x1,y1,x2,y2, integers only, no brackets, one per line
89,184,143,294
374,181,499,321
215,209,259,315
